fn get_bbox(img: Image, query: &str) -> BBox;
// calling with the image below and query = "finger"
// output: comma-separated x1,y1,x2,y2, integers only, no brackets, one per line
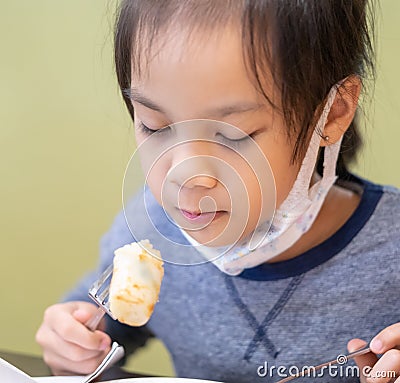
60,321,111,351
46,347,111,376
72,307,98,323
36,322,106,363
73,308,107,332
366,348,400,383
348,339,379,366
371,324,400,355
348,338,379,383
45,306,111,351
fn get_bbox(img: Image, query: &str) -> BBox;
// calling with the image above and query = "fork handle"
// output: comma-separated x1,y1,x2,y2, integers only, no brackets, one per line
275,347,372,383
85,306,106,331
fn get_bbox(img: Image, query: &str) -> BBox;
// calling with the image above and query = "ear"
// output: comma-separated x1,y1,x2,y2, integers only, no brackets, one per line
320,75,361,147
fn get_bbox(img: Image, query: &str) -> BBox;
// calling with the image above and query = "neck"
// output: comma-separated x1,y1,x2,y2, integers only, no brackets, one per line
266,175,361,263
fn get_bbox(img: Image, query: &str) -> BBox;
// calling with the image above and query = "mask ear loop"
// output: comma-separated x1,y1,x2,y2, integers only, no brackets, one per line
319,76,350,185
276,84,339,216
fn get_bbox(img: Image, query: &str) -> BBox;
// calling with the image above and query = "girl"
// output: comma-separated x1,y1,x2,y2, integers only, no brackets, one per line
36,1,400,382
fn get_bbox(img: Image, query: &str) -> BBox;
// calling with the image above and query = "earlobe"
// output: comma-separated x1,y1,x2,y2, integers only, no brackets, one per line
320,75,361,147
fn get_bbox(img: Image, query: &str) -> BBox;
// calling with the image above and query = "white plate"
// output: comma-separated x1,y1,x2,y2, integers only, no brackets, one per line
105,379,222,383
34,378,221,383
34,378,83,383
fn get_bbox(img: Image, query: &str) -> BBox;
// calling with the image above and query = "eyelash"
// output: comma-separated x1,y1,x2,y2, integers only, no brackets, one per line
216,132,256,147
137,121,257,146
137,122,163,135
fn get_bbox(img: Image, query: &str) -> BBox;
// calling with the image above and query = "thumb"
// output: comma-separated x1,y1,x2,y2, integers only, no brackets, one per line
73,305,108,332
72,306,97,324
347,338,378,383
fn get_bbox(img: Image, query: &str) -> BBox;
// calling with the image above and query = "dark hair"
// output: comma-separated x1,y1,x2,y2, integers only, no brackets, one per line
114,0,375,179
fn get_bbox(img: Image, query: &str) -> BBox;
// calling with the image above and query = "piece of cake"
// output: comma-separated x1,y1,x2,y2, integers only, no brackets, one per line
109,240,164,326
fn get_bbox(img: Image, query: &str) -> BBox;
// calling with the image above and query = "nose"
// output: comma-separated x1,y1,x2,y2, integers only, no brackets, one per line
168,143,219,189
183,174,217,189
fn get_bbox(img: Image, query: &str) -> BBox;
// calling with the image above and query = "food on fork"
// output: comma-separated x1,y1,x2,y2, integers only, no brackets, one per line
109,240,164,326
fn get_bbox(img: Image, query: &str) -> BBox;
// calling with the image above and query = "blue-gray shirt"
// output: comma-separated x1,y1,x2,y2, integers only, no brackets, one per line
64,175,400,382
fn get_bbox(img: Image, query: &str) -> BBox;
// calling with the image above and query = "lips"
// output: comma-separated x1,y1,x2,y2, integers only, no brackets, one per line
179,209,226,224
181,210,202,220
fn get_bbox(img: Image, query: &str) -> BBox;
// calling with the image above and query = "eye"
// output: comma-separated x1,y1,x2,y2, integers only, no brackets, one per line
215,132,256,147
137,122,170,136
137,122,157,135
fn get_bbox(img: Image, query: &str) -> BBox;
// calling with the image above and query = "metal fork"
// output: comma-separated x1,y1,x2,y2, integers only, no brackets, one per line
82,264,125,383
81,341,125,383
85,264,116,331
275,346,371,383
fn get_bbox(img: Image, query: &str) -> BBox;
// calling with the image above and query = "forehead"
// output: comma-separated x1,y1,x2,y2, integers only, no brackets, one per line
130,25,276,118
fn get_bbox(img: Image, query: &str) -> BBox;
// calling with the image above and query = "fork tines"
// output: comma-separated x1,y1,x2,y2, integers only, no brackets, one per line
88,264,116,320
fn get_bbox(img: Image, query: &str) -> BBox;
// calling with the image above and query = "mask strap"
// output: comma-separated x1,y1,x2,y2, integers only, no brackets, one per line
283,84,339,199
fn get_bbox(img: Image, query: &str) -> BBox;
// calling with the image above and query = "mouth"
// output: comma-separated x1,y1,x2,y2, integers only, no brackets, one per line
179,209,227,223
181,209,202,219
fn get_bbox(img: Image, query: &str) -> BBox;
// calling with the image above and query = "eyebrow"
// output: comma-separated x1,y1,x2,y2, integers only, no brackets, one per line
124,88,263,118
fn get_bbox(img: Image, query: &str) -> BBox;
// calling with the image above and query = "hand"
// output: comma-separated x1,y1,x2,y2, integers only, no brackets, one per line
36,301,112,375
348,323,400,383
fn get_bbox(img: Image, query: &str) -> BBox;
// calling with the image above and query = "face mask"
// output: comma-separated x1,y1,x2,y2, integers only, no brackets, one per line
180,83,342,275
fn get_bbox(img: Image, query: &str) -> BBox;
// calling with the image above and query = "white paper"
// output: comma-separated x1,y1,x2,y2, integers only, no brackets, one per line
0,357,36,383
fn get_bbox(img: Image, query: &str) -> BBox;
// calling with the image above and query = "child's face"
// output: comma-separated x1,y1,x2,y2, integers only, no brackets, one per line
130,25,302,246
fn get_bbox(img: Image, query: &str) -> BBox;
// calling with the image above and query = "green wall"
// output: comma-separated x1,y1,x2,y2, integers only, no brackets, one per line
0,0,398,378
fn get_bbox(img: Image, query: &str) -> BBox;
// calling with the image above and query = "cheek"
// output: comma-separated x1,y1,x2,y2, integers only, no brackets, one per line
271,157,300,208
273,163,299,207
136,134,171,205
144,159,171,206
256,134,300,209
